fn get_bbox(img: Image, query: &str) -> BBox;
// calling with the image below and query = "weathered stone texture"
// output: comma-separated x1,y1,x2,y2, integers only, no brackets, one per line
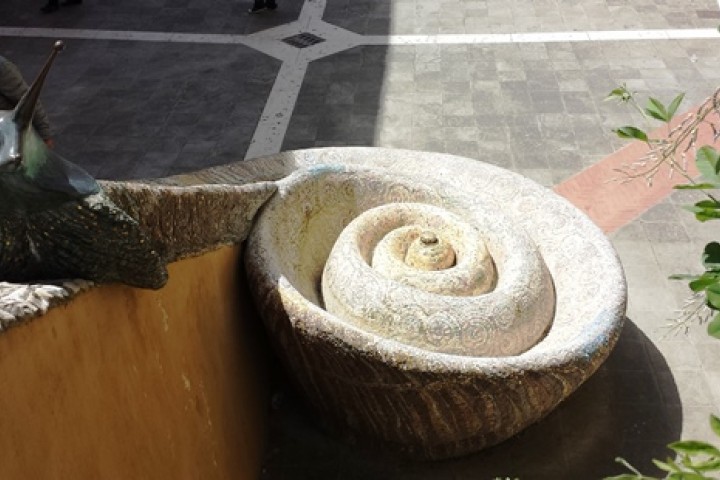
244,147,626,459
101,181,277,263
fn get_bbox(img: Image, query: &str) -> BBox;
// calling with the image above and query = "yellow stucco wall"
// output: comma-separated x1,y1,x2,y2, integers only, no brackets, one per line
0,246,269,479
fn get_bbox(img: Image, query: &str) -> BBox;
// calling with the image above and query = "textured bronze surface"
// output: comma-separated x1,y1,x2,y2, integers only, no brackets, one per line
0,180,276,329
0,42,167,289
0,192,166,289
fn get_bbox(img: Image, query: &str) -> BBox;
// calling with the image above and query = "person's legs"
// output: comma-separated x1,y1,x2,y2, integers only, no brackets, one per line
249,0,276,13
41,0,82,13
40,0,59,13
248,0,266,13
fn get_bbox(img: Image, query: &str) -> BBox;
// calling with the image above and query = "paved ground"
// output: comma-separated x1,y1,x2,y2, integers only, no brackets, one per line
2,0,720,478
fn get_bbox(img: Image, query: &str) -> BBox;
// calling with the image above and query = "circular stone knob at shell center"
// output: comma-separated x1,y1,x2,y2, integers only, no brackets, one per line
405,231,455,271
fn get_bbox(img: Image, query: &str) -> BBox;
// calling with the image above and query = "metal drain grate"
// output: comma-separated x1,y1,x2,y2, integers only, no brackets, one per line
282,32,326,48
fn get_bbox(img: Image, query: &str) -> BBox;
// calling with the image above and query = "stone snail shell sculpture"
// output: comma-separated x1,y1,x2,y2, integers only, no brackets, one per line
244,148,627,460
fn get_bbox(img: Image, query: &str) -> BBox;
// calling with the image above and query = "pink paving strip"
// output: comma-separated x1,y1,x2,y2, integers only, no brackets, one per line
554,109,719,234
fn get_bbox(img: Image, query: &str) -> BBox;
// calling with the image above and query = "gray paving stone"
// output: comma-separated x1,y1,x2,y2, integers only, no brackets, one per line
4,0,720,477
561,91,597,113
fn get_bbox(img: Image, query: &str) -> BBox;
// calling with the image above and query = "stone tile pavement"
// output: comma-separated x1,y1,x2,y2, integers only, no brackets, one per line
2,0,720,478
323,0,720,35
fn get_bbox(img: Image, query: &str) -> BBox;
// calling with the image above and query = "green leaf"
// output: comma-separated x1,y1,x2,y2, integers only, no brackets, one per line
646,97,670,122
688,272,720,292
606,86,633,102
696,211,720,222
693,457,720,471
706,283,720,309
669,440,720,457
674,183,720,190
694,200,720,209
708,313,720,339
668,473,711,480
667,93,686,118
711,415,720,438
614,126,649,142
696,146,720,183
684,200,720,222
653,458,682,473
703,242,720,271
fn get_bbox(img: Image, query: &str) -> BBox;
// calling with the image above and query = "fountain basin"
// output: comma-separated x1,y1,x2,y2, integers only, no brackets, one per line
244,147,627,460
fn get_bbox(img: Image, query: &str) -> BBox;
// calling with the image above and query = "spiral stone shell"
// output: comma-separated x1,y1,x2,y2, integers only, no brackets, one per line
321,201,555,357
244,147,626,460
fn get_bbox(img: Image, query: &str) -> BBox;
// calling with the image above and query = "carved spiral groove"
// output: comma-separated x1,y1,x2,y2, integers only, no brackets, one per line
321,202,555,357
